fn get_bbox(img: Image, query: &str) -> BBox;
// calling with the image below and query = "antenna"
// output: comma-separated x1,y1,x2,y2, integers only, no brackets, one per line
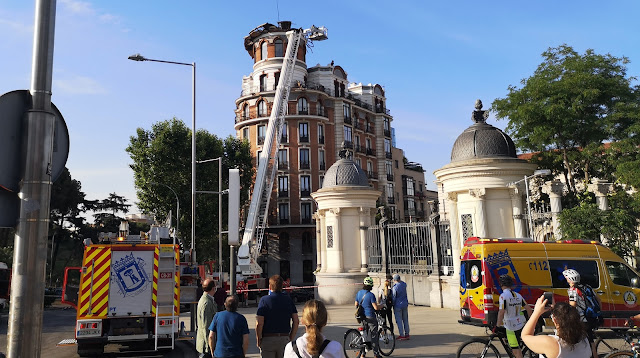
276,0,280,22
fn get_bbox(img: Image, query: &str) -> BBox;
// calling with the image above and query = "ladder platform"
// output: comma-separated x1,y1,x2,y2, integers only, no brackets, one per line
57,338,77,346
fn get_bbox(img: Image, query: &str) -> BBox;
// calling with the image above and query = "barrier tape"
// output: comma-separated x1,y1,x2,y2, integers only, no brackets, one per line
232,282,362,294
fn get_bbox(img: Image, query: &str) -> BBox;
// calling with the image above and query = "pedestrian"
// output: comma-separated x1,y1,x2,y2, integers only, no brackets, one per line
214,281,227,312
256,275,300,358
563,269,598,358
391,274,410,340
283,299,345,358
208,295,249,358
197,278,218,358
355,277,381,358
521,295,591,358
496,274,532,358
377,278,394,334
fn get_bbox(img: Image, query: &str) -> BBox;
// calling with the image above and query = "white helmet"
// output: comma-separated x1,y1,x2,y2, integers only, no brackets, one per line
563,269,580,283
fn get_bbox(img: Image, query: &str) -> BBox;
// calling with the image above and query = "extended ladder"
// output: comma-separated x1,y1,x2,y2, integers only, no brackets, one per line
154,224,177,351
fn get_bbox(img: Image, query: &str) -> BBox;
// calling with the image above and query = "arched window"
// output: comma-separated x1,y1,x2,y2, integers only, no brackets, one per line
243,104,249,119
297,97,308,114
261,41,268,61
275,39,283,57
257,100,266,117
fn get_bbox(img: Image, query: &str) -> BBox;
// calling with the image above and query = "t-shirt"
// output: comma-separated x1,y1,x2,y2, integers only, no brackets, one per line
355,290,377,318
392,281,408,309
283,334,346,358
209,310,249,358
551,335,591,358
498,288,527,331
256,291,298,334
568,286,587,322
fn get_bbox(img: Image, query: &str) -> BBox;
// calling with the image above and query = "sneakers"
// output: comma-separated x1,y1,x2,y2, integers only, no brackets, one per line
397,335,410,340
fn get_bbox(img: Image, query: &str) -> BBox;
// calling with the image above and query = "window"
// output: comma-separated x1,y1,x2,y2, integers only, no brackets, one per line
387,183,395,203
261,41,268,61
395,160,399,168
275,39,283,57
356,158,361,167
405,198,416,216
280,260,290,280
280,122,288,143
299,122,309,142
318,101,325,116
344,125,352,144
256,150,261,166
302,232,313,254
277,149,288,169
386,161,393,175
549,260,600,289
319,175,324,188
257,125,266,145
243,104,249,119
319,150,325,170
303,260,314,283
355,136,360,151
301,202,312,223
384,138,391,155
298,97,308,114
300,175,311,196
462,260,483,290
279,232,290,254
242,127,249,140
274,72,280,88
384,118,390,131
343,104,351,120
257,100,266,117
461,214,474,240
606,261,640,287
300,149,310,169
318,124,325,144
405,177,415,196
366,138,372,150
278,176,288,197
259,74,267,91
279,203,289,224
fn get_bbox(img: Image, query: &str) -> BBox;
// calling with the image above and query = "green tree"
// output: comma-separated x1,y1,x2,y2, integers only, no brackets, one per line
126,118,253,265
492,44,638,194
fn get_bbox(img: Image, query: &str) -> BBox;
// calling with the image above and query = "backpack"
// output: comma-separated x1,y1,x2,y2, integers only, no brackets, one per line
575,283,603,328
291,338,331,358
355,292,367,322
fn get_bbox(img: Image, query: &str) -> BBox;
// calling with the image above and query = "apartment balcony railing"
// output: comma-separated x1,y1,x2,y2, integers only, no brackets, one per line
354,145,363,153
318,135,325,144
387,173,394,181
298,109,309,115
257,136,265,145
387,196,395,204
384,129,391,137
279,218,290,225
277,162,289,170
301,217,312,224
416,191,426,199
278,190,289,198
352,98,372,111
268,214,316,226
375,107,391,115
344,116,352,124
366,126,374,134
319,162,326,170
300,161,310,170
235,114,250,123
280,135,288,143
353,120,361,129
343,141,353,149
385,151,392,159
367,171,378,180
299,135,309,143
404,209,417,217
300,190,311,197
366,148,376,156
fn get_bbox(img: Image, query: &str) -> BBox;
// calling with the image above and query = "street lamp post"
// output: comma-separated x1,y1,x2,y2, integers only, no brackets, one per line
128,54,196,263
150,182,180,235
509,169,551,240
196,157,224,278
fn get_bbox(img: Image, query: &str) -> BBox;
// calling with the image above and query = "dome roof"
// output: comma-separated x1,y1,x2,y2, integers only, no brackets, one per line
451,100,517,162
323,150,370,188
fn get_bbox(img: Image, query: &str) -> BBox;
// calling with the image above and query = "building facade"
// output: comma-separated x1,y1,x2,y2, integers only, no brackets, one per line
234,22,425,284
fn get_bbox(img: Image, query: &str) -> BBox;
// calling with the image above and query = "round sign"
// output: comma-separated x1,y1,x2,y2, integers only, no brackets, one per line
470,264,480,283
624,291,637,307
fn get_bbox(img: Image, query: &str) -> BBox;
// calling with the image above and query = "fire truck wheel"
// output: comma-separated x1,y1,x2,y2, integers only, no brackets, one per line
77,343,104,357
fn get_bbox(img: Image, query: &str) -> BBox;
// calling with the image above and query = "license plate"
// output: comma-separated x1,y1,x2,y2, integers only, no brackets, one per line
160,247,174,253
77,329,100,336
160,272,173,279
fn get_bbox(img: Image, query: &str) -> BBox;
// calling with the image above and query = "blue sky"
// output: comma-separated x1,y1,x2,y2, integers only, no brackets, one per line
1,0,639,216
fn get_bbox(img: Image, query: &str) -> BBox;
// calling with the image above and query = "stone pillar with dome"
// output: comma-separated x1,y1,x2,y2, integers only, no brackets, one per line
434,100,537,307
311,150,381,305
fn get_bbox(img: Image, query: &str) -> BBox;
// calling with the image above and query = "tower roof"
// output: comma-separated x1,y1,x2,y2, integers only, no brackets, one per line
323,150,370,188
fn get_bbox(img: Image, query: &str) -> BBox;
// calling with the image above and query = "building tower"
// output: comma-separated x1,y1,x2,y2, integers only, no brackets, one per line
234,21,417,284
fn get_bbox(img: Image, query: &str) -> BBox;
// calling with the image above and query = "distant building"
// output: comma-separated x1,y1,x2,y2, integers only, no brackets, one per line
234,22,429,284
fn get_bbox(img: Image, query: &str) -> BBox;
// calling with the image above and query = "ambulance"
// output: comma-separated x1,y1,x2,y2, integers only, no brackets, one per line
459,237,640,330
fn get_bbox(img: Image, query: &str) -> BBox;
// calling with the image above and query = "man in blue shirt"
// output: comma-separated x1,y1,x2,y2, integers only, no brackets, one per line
355,277,381,358
208,295,249,358
256,275,299,358
392,274,410,340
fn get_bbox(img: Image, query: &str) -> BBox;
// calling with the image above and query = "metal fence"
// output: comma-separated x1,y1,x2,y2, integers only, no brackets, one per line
366,219,453,276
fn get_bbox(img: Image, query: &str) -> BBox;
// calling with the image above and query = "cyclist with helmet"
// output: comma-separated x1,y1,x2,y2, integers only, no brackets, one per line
562,268,598,358
354,277,381,358
497,274,532,358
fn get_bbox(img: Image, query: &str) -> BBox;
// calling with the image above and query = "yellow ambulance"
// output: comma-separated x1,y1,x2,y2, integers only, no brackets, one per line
459,237,640,329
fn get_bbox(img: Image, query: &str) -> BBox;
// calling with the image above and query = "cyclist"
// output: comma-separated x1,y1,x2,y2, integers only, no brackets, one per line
562,269,598,358
496,274,532,358
354,277,381,358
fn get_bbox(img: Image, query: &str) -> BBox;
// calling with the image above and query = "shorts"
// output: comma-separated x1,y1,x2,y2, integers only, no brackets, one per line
506,328,523,349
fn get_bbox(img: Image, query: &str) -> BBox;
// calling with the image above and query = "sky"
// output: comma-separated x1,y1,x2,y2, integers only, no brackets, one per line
1,0,639,217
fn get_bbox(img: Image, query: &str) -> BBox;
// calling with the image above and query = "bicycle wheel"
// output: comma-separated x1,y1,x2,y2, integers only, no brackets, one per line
456,338,501,358
596,336,632,357
344,328,365,358
603,351,634,358
378,326,396,356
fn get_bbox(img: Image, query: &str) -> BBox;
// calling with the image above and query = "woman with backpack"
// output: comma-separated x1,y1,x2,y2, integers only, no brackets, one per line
283,300,345,358
563,269,599,358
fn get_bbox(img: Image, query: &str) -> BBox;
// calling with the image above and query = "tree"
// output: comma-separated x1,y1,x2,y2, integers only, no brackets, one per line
492,45,639,194
126,118,253,265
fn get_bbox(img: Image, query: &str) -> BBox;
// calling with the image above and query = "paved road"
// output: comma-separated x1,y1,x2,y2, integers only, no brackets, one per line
0,303,491,357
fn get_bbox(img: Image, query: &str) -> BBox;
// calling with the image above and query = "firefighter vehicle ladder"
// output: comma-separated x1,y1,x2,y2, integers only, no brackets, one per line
238,25,327,275
154,228,177,351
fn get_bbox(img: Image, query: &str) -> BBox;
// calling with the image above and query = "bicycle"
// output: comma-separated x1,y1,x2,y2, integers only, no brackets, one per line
597,319,640,357
343,311,395,358
456,326,535,358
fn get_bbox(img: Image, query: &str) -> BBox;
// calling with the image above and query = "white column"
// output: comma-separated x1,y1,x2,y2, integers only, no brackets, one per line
319,210,328,273
469,188,487,237
313,212,322,272
508,185,526,238
359,207,369,273
542,180,565,241
588,179,612,211
446,192,462,278
331,208,344,273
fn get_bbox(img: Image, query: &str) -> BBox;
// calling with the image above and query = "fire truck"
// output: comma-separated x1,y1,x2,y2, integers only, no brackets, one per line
61,222,182,357
0,262,9,309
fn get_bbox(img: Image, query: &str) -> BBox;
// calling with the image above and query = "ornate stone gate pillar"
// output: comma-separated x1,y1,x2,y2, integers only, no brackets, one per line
543,180,564,240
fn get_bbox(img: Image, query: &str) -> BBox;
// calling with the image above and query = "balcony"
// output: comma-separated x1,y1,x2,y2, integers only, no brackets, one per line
298,109,309,115
279,218,290,225
279,190,289,198
384,129,391,137
366,148,376,156
235,114,250,123
376,107,391,115
355,145,363,153
385,151,392,159
353,98,372,111
280,135,288,143
299,135,309,143
367,171,378,180
366,125,374,134
344,116,352,124
404,209,417,217
301,217,312,224
301,190,311,197
318,135,325,144
319,162,326,170
387,173,394,181
300,161,310,170
387,196,395,204
353,120,361,129
277,162,289,170
343,141,353,149
258,136,265,145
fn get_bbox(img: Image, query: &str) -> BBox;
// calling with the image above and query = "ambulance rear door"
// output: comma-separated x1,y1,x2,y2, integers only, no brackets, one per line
109,247,155,316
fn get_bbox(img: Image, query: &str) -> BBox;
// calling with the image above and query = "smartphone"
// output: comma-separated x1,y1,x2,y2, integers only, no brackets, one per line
543,292,553,306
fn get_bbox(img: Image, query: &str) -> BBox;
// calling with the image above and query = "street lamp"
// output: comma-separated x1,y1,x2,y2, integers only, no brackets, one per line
129,53,197,263
150,182,180,235
196,157,224,278
509,169,552,240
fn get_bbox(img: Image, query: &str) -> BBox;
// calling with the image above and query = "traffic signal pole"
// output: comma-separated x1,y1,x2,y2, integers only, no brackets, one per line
7,0,57,357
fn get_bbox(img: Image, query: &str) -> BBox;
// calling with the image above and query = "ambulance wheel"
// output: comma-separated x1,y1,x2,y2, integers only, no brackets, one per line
77,342,104,357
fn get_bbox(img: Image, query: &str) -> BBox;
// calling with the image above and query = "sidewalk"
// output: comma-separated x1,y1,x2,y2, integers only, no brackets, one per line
224,304,489,358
